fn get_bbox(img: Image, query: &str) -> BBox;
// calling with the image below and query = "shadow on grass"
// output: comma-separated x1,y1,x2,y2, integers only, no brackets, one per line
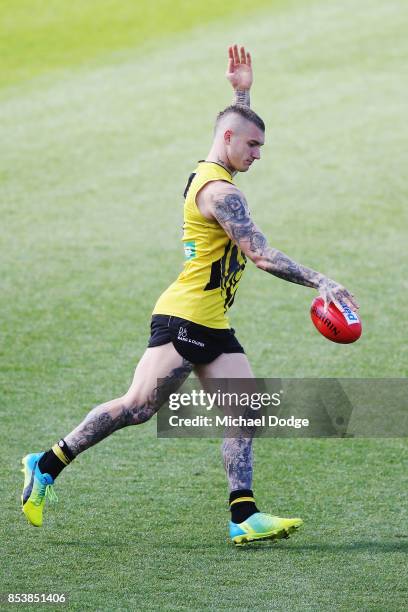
235,539,408,553
47,540,131,547
46,538,408,554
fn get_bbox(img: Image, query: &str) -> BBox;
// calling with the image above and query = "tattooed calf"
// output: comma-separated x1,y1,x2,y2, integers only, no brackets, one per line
65,358,193,456
222,436,254,491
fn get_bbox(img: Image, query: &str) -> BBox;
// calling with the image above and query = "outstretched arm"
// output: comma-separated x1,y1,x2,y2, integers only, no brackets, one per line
226,44,253,107
208,184,359,312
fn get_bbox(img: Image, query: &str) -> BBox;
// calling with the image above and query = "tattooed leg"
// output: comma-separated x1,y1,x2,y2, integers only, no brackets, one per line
64,350,193,457
193,353,256,491
64,397,151,457
222,436,253,491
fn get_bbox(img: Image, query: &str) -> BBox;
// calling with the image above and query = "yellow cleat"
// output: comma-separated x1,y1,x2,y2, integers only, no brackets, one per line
21,453,57,527
230,512,303,546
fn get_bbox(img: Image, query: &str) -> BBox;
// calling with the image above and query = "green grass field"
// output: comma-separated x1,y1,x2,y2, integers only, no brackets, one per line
1,0,408,609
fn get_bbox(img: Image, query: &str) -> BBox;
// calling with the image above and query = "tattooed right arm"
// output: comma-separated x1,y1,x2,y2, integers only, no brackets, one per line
233,89,250,107
208,184,359,311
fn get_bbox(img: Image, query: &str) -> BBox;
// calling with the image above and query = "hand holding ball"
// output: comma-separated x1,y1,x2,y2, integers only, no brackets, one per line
310,297,362,344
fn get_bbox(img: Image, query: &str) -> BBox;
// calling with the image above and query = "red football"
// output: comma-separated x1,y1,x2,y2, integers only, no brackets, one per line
310,297,362,344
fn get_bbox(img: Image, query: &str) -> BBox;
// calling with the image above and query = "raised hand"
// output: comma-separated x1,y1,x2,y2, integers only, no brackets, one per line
226,45,253,106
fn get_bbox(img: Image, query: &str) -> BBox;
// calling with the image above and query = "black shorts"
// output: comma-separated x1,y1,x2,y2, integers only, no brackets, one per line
148,315,245,365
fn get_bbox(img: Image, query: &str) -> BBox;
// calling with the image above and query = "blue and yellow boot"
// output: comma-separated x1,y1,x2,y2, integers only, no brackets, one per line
230,512,303,546
21,452,57,527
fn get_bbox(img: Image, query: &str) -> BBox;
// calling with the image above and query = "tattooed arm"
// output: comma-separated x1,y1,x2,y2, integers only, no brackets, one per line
226,44,252,107
205,183,359,311
234,89,250,107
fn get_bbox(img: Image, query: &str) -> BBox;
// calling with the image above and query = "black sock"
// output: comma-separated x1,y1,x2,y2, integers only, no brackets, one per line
229,489,259,523
38,439,75,480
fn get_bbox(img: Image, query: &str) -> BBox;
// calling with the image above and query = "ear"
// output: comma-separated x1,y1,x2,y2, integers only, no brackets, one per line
224,129,233,145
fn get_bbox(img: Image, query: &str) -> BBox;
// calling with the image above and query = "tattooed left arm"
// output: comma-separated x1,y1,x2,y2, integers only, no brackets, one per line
208,184,359,312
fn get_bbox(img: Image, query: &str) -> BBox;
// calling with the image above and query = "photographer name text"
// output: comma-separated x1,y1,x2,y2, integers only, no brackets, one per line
168,415,309,429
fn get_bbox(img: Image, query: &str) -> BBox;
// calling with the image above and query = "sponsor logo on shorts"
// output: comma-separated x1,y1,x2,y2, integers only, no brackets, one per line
178,326,188,339
177,326,205,348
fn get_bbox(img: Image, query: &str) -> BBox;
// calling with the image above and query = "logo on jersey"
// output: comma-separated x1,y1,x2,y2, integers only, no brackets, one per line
184,241,196,260
204,241,246,312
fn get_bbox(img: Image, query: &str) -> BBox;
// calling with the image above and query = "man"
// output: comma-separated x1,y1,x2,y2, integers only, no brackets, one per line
21,46,358,545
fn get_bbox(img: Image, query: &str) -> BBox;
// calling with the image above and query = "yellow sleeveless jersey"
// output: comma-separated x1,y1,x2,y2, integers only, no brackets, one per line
152,161,247,329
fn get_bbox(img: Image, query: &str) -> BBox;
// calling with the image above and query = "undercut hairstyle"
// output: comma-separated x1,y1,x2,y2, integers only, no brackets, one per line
215,105,265,133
